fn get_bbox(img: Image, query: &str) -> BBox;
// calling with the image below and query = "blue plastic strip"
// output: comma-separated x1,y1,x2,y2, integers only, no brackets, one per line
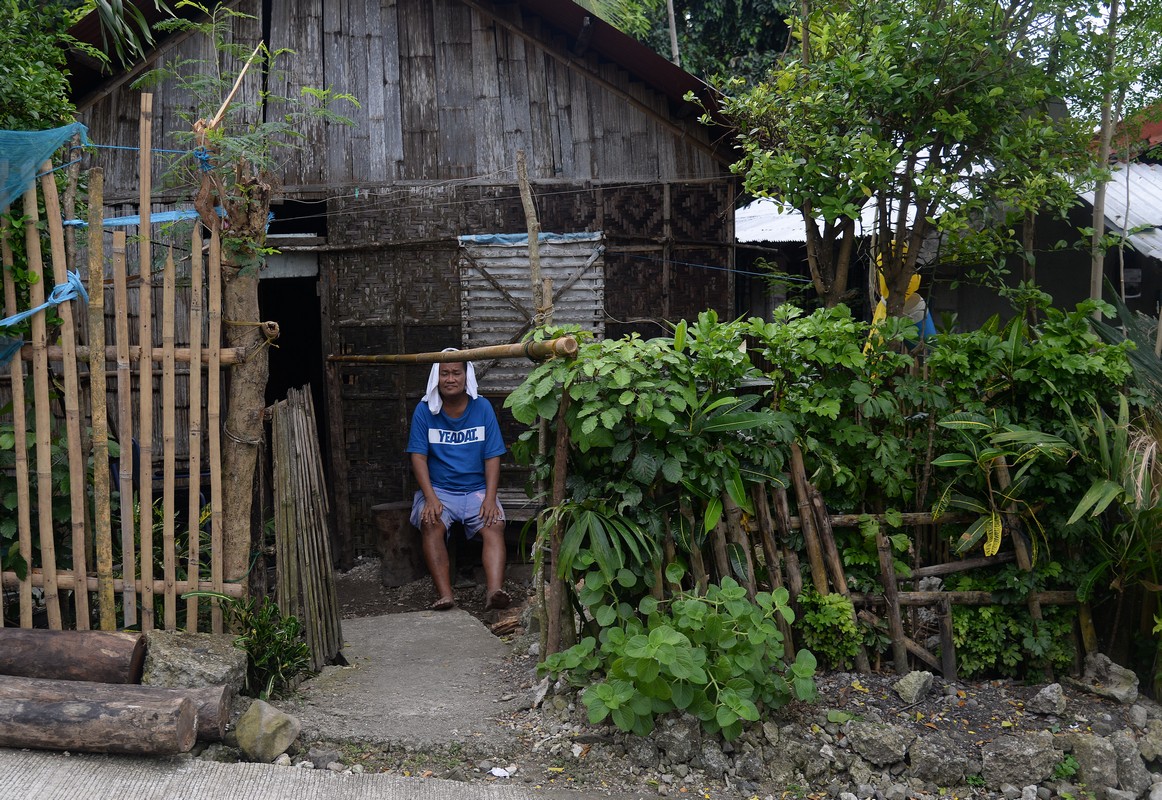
0,272,90,329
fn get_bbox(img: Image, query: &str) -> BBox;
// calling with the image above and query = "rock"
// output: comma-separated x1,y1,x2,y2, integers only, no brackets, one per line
1132,705,1151,730
699,742,730,778
884,784,908,800
141,630,247,694
274,753,292,766
1143,722,1162,763
1081,653,1140,705
306,746,341,769
908,732,970,785
735,749,765,781
234,700,301,763
327,762,345,772
999,784,1021,800
893,671,934,705
656,717,700,763
981,732,1061,788
1028,683,1067,715
840,793,859,800
199,743,241,763
1111,729,1153,795
1063,732,1118,789
1107,789,1139,800
845,721,915,767
1150,782,1162,800
761,721,780,746
626,737,658,768
1021,786,1038,800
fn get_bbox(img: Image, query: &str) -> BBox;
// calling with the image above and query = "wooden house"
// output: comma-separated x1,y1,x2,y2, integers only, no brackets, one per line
70,0,740,565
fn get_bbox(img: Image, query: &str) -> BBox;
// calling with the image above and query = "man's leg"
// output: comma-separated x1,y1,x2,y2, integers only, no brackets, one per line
421,520,455,608
479,522,508,609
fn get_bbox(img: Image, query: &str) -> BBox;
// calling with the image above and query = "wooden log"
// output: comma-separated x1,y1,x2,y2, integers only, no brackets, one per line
678,498,708,594
710,520,731,584
0,692,196,755
850,590,1077,606
0,629,146,683
753,485,794,657
0,676,230,742
788,444,829,595
908,552,1015,579
722,493,756,599
875,525,910,674
939,596,958,680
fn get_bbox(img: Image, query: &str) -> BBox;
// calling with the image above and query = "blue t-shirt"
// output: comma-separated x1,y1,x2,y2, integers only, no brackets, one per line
406,396,507,492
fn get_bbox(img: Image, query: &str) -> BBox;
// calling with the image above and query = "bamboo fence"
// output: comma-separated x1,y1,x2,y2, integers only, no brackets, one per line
1,94,241,633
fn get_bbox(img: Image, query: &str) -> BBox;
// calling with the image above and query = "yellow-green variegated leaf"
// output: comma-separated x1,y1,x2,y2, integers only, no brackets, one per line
983,513,1003,557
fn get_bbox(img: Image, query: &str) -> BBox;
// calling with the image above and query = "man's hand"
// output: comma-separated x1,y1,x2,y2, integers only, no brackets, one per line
420,496,444,526
479,497,503,528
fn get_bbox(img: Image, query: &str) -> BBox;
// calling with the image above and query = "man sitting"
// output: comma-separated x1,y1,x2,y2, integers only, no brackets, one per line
406,352,510,611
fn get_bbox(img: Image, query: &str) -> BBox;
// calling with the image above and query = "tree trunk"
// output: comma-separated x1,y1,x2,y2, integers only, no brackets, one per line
1090,0,1121,313
0,692,196,755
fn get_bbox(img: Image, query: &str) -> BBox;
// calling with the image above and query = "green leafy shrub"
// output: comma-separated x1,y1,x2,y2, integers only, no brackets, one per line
185,591,311,699
796,589,861,670
544,578,816,740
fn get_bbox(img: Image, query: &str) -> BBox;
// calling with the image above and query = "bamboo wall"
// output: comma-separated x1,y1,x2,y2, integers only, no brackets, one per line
1,148,237,633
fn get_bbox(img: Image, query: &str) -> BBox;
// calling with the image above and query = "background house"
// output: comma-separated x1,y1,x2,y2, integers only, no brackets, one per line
70,0,740,565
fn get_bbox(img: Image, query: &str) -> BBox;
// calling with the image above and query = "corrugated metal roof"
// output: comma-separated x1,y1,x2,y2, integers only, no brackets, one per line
1080,162,1162,262
736,197,913,243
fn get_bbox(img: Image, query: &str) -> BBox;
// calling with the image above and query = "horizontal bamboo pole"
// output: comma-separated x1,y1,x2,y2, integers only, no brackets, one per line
328,336,578,364
851,590,1077,606
1,571,244,599
19,345,244,365
908,551,1016,579
772,510,973,531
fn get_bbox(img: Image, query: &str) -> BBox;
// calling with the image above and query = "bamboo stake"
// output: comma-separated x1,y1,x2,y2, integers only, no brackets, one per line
19,345,245,365
661,521,680,596
722,493,756,600
788,444,829,595
186,224,204,631
710,519,731,584
939,596,957,679
161,247,177,629
112,231,137,626
300,388,340,662
851,590,1077,606
805,481,870,672
207,225,224,632
678,498,708,595
328,337,578,364
1,219,34,628
87,168,115,630
23,187,62,629
138,92,155,632
516,149,543,315
41,162,91,629
753,485,793,655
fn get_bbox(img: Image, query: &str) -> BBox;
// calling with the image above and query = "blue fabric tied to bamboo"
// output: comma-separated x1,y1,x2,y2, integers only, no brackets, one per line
0,122,90,211
0,271,89,368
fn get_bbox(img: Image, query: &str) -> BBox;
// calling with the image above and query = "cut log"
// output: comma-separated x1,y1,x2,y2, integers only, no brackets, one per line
0,675,229,741
0,629,145,683
0,692,196,754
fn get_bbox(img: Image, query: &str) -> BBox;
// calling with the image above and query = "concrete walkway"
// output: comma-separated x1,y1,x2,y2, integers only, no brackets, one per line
1,609,648,799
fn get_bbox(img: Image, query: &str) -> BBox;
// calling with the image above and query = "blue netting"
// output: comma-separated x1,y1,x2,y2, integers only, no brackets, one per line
0,122,90,211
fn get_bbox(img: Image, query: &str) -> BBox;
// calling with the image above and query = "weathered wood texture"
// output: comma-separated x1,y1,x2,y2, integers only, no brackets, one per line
0,629,146,684
0,692,197,755
0,676,231,742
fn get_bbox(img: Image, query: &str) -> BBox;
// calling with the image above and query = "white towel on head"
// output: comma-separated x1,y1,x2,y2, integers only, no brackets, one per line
423,347,479,414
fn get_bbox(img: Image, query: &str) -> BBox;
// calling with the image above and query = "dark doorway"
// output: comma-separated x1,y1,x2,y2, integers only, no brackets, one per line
260,276,327,457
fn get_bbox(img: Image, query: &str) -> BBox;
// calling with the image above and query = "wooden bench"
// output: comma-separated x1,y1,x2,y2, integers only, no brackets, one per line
371,490,545,587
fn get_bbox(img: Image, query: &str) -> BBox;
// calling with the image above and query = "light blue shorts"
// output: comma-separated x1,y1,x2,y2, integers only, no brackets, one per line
410,488,506,539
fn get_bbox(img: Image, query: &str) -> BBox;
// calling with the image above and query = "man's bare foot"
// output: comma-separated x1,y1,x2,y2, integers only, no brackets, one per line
430,596,455,611
484,589,511,611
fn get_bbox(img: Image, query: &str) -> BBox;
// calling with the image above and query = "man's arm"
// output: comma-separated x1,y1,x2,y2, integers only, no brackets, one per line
410,452,444,526
479,455,502,527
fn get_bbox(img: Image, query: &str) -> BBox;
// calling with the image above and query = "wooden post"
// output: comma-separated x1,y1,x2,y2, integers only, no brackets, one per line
710,519,731,584
546,392,571,656
138,91,156,631
516,149,543,316
0,694,196,755
186,224,205,631
679,498,708,594
2,220,34,629
753,485,794,655
113,231,137,626
939,596,957,679
88,168,116,630
805,481,870,672
23,187,63,629
875,525,910,673
788,445,829,594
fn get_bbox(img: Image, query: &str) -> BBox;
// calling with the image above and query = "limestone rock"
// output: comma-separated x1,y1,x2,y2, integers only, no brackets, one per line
699,742,730,778
1107,789,1139,800
1142,721,1162,763
735,749,765,781
235,700,301,763
981,732,1061,788
655,716,700,763
845,721,915,767
908,732,969,785
1111,729,1152,795
1063,732,1118,790
1080,653,1140,705
142,631,246,694
1028,683,1067,716
893,671,934,705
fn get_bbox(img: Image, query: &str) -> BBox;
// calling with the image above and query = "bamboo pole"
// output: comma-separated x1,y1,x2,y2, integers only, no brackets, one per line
0,571,243,598
88,168,115,630
851,590,1077,606
709,519,731,584
722,493,756,600
875,525,909,673
301,388,341,663
112,231,137,626
516,149,543,316
679,498,708,595
327,337,578,364
161,247,177,629
207,225,224,632
753,485,794,655
1,219,34,628
24,187,63,629
939,597,957,679
41,163,91,629
138,91,155,631
18,344,245,365
788,444,829,595
186,224,204,631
